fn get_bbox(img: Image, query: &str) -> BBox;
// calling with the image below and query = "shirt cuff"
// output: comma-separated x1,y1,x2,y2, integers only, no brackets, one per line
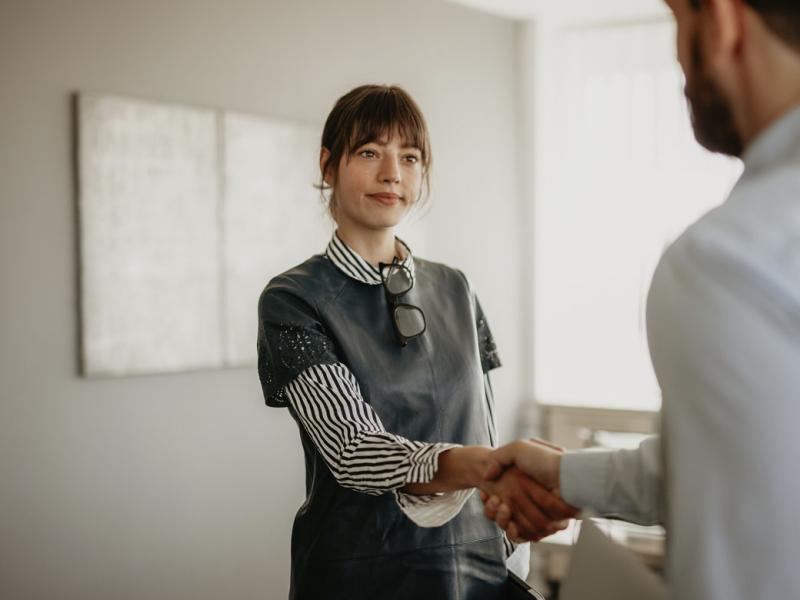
394,488,475,527
404,442,462,484
559,448,614,510
394,442,469,527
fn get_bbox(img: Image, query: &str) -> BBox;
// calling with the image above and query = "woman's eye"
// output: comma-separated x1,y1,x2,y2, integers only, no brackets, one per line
405,155,420,164
360,149,376,158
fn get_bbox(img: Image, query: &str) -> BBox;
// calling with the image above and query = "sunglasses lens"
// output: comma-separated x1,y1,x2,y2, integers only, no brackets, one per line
394,305,425,338
384,266,413,296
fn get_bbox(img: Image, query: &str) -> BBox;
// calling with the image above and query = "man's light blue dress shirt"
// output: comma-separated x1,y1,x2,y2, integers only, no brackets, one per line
560,106,800,599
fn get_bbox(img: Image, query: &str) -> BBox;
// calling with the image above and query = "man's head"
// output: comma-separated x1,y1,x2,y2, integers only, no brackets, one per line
665,0,800,157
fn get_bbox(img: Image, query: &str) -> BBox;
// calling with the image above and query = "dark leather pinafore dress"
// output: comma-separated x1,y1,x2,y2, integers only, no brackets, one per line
257,254,510,600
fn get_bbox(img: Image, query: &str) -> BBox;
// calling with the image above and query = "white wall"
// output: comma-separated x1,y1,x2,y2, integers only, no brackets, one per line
0,1,524,598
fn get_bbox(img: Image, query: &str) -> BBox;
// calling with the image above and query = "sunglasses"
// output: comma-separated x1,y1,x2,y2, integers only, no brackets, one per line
379,257,427,347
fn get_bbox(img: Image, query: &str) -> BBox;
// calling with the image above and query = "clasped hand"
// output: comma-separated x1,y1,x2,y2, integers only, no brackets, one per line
477,439,579,542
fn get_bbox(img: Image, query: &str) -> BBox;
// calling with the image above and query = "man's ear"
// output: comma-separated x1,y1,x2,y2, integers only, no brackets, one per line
702,0,747,68
320,147,333,186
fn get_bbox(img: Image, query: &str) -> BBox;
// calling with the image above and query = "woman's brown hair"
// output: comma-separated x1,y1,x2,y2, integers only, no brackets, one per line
318,84,432,217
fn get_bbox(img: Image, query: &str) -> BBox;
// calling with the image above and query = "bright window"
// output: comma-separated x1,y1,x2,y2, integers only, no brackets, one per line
532,19,742,410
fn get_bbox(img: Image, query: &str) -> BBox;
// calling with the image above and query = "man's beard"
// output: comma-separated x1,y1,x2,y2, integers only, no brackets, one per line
685,35,744,157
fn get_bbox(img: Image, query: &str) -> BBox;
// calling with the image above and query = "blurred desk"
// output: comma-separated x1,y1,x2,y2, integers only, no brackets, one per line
536,519,665,582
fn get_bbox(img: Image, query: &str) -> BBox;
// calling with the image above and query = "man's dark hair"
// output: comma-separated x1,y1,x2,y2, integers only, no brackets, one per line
690,0,800,51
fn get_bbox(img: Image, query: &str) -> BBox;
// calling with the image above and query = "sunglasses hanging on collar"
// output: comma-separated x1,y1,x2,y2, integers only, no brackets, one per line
379,257,427,347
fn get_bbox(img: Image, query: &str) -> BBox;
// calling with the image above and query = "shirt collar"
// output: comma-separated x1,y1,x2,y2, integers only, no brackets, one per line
742,104,800,177
325,232,415,285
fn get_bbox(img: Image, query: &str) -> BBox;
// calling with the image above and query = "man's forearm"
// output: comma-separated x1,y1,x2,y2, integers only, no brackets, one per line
560,435,662,525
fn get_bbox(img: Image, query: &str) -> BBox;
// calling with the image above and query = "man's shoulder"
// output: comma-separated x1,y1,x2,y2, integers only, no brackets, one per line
675,167,800,272
656,176,800,316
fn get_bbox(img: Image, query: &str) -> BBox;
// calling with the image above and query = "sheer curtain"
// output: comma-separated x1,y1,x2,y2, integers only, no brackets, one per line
532,19,742,410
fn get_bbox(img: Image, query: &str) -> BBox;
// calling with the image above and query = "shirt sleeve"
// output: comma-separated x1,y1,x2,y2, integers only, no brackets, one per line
283,362,473,527
559,435,663,525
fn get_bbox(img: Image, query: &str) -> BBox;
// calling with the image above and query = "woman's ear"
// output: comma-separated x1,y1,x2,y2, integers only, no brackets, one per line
320,147,333,186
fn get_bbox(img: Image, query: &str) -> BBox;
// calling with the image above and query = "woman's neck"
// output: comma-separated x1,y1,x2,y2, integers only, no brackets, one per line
335,225,399,268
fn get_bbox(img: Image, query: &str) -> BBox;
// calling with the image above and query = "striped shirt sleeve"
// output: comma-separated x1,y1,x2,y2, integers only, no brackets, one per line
282,362,473,527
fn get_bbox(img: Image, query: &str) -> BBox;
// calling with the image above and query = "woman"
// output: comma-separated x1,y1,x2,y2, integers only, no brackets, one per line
257,84,568,599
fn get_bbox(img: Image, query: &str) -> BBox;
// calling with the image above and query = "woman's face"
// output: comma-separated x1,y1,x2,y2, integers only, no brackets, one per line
325,132,423,233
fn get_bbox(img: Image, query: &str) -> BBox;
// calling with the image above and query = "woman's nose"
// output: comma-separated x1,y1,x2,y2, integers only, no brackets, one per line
379,156,401,183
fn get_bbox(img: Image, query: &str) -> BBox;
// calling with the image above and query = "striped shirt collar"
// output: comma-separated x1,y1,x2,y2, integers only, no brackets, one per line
325,232,415,285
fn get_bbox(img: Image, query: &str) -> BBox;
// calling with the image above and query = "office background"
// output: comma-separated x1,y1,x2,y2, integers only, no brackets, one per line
1,1,524,598
0,0,736,598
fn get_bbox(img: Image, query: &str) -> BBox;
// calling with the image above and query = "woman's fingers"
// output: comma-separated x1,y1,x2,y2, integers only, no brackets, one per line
483,495,500,520
494,502,512,531
504,476,558,540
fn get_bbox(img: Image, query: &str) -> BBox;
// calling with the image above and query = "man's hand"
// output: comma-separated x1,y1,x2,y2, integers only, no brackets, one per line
478,466,576,542
480,439,579,541
484,439,564,489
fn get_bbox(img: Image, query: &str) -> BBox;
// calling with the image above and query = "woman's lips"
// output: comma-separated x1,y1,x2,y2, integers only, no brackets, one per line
368,193,401,206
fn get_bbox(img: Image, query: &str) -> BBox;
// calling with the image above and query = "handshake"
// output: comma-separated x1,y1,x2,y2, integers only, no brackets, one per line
476,439,579,542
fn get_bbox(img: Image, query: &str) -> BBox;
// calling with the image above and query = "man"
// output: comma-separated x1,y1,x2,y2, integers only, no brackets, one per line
483,1,800,598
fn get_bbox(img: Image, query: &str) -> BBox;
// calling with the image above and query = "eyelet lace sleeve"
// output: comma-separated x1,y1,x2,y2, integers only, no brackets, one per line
257,286,340,407
475,296,502,373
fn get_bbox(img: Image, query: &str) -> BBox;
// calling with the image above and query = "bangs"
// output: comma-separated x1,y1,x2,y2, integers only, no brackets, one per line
345,90,429,158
